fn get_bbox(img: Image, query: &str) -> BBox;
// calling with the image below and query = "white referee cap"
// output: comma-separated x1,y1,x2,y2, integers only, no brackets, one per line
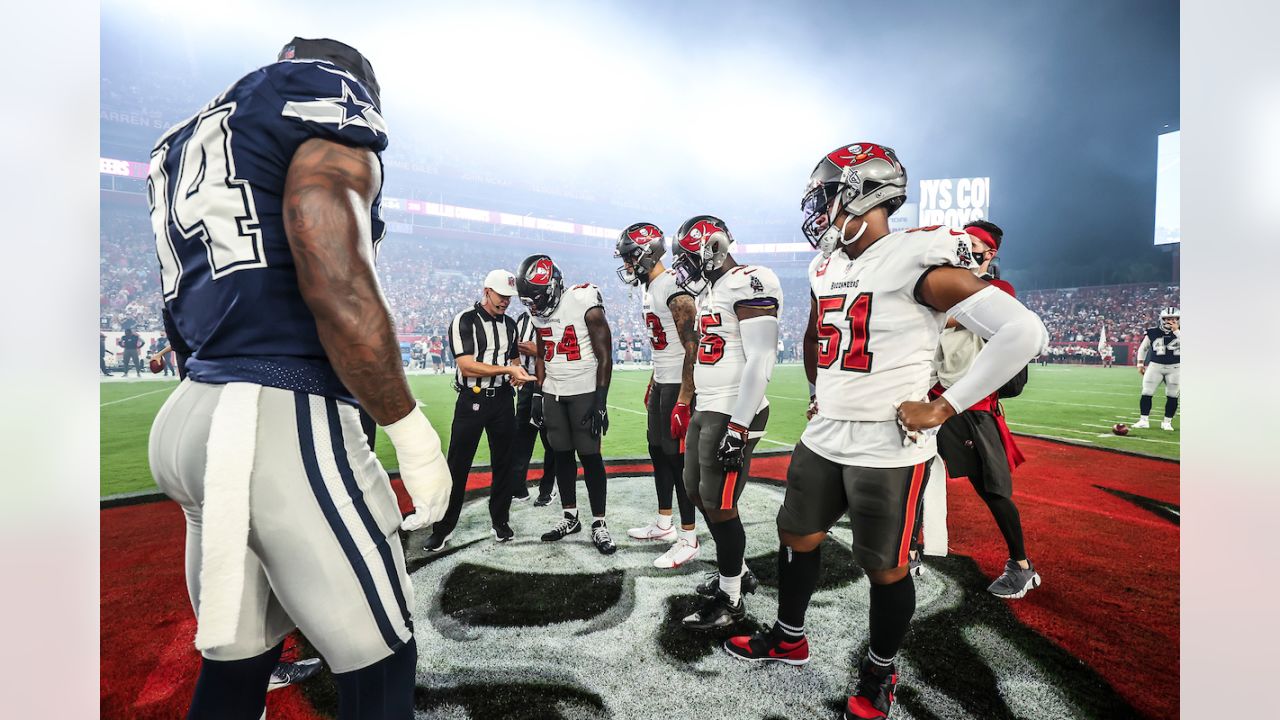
484,269,517,296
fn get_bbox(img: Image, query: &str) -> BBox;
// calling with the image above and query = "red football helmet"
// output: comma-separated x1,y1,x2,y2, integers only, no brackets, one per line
802,143,907,256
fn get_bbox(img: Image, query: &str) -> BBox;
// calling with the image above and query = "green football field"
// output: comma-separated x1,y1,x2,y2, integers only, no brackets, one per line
99,363,1176,497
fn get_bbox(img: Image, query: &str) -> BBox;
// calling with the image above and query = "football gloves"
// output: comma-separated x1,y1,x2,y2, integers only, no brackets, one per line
581,386,610,438
530,391,545,429
716,421,750,469
382,410,451,532
670,401,691,440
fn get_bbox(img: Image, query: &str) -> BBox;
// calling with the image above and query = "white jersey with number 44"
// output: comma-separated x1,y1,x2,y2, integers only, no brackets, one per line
808,225,977,422
694,265,784,416
643,269,692,385
532,283,603,397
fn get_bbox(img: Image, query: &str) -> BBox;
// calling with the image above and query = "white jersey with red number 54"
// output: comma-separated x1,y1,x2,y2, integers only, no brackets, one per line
694,265,784,415
532,283,603,397
808,225,977,422
642,269,692,385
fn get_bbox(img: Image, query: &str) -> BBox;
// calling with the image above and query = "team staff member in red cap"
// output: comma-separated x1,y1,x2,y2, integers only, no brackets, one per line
915,219,1039,599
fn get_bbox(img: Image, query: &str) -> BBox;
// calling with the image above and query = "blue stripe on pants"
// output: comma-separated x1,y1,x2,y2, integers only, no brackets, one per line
323,398,414,636
293,392,402,652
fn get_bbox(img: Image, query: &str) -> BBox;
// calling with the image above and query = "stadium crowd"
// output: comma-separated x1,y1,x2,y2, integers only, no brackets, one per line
1022,283,1180,345
100,204,1177,366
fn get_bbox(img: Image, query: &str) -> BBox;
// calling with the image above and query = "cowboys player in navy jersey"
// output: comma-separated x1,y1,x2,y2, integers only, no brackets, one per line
146,38,451,719
1134,307,1180,430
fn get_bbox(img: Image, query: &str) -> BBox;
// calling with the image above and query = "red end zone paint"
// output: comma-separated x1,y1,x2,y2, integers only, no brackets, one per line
101,437,1177,719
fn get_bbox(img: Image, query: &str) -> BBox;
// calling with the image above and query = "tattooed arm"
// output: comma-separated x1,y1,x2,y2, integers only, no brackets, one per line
284,137,451,527
283,138,412,424
669,293,699,405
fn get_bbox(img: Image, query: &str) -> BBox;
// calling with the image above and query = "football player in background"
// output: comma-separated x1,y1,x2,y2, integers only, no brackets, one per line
516,254,618,554
669,215,782,630
614,223,701,568
1135,307,1180,430
724,144,1046,720
146,39,451,719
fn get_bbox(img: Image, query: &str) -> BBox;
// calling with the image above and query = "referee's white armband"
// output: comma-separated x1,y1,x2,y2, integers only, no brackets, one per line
941,286,1048,413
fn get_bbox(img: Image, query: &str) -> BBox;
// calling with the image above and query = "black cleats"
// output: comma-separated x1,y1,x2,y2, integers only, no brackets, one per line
591,520,617,555
541,513,582,542
681,589,746,632
492,523,515,543
844,657,897,719
423,531,452,553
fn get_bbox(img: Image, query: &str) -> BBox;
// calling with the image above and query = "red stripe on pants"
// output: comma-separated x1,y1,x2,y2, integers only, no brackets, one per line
720,470,740,510
896,462,928,567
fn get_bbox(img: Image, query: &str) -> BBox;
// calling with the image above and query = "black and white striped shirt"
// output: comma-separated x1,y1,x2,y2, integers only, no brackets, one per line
514,311,538,375
449,303,520,390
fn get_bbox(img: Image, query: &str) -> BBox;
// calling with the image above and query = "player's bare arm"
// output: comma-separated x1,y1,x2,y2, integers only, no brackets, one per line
669,293,699,405
284,137,410,425
1136,335,1152,374
803,294,820,419
583,306,613,437
285,136,451,529
898,266,1047,432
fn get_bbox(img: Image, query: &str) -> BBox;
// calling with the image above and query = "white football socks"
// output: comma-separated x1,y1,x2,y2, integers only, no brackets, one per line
719,570,744,604
655,513,673,530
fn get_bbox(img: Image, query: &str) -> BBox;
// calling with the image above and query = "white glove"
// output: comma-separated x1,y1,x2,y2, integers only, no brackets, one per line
382,409,451,532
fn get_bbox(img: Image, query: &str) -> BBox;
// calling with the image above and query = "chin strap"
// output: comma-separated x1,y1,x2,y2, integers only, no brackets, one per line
838,214,868,247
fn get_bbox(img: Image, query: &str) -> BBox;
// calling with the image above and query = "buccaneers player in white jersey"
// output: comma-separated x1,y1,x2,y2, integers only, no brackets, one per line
724,144,1047,720
515,254,618,555
614,223,703,569
667,215,783,631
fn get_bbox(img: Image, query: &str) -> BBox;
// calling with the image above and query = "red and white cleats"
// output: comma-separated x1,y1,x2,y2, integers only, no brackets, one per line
723,627,810,666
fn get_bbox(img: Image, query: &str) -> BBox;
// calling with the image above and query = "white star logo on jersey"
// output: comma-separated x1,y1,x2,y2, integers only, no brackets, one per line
280,80,387,134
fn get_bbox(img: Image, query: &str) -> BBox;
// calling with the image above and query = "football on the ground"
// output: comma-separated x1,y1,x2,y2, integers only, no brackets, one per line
1112,423,1129,436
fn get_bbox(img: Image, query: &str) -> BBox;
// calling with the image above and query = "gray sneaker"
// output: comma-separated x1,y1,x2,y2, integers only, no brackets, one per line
987,559,1041,599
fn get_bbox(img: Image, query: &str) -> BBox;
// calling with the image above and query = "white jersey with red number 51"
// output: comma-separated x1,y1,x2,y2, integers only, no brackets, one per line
531,283,603,397
642,269,692,385
808,225,977,422
694,264,784,416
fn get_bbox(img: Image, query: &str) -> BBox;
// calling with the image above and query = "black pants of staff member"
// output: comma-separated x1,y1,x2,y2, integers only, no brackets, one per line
434,385,518,536
121,352,143,377
512,384,556,499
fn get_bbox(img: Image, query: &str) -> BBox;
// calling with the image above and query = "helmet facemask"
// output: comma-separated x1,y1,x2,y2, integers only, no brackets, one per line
801,175,869,258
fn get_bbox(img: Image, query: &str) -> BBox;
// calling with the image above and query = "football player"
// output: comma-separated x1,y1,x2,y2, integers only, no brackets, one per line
668,215,782,630
146,38,451,719
614,223,701,569
1135,307,1180,430
516,254,618,554
724,143,1046,720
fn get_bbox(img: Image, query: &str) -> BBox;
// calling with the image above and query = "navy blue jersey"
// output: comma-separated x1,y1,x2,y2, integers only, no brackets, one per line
1144,327,1180,364
147,60,388,401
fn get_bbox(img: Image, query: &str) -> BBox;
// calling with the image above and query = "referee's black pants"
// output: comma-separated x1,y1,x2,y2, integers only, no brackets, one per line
434,384,517,535
511,384,557,498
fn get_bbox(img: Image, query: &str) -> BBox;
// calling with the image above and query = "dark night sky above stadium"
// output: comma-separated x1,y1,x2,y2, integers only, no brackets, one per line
103,0,1178,287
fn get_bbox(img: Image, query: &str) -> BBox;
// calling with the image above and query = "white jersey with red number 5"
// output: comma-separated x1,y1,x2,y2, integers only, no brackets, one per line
643,269,692,385
694,264,784,415
532,283,603,397
808,225,977,422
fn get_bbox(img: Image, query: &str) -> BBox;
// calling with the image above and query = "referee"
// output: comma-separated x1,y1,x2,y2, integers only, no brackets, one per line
423,269,534,551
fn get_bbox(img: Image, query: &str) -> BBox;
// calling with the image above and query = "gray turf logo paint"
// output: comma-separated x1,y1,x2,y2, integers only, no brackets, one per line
301,476,1137,718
